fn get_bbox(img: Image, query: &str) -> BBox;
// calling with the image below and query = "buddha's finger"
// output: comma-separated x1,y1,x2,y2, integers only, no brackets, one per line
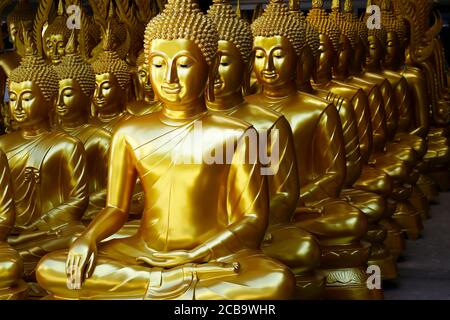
66,255,75,276
72,255,82,289
85,253,96,279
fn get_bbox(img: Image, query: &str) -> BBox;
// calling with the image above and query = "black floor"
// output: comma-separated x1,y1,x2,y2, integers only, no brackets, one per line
383,192,450,300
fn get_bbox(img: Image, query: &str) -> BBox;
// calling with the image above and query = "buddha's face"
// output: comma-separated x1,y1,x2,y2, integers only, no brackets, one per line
8,22,19,46
44,33,66,65
9,81,49,126
57,79,90,120
215,41,246,99
317,33,336,76
384,32,400,67
136,63,153,101
94,73,123,113
253,36,296,87
149,39,209,105
366,35,382,67
335,35,352,75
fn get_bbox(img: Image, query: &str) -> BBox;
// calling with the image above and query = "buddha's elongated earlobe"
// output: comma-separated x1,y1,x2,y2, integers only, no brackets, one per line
206,52,221,103
242,50,255,96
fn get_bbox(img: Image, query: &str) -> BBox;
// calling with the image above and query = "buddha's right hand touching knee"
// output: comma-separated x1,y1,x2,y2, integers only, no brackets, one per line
65,235,97,290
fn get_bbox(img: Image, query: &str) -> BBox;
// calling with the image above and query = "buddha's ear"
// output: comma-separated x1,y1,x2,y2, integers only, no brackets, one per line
206,51,221,103
242,50,255,97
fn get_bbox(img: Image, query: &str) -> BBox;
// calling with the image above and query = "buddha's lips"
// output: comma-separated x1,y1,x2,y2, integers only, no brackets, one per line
13,112,26,120
56,105,68,114
262,70,278,79
161,84,182,94
95,99,106,107
214,79,223,89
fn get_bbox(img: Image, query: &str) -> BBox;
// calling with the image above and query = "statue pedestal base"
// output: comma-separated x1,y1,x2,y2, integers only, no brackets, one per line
294,272,325,300
0,280,28,300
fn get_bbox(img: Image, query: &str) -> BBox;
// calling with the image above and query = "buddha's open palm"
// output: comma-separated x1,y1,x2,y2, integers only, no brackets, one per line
65,236,97,290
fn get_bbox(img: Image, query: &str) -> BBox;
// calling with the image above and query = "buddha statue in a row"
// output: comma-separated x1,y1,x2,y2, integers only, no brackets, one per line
36,0,296,300
206,0,324,299
1,31,88,278
0,149,27,299
54,32,111,222
247,0,378,299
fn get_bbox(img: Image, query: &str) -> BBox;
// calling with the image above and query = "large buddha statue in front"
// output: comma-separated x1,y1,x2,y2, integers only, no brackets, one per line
54,32,111,222
1,35,88,278
0,149,27,299
246,0,377,299
36,0,295,300
206,0,324,299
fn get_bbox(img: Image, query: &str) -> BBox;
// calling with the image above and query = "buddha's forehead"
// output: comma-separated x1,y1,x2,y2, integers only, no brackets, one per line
150,39,205,61
59,78,78,88
218,40,241,58
95,73,117,83
254,36,292,51
9,80,36,92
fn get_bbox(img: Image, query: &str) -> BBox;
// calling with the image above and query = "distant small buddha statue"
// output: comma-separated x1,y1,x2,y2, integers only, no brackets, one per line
90,25,132,134
43,0,70,66
126,50,162,117
0,149,27,299
54,32,111,221
1,32,88,277
247,0,378,299
1,0,35,133
207,0,324,299
36,0,296,300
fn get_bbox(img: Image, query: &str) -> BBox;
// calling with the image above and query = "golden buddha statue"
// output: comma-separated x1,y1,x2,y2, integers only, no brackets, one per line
303,0,398,279
36,0,295,300
206,0,324,299
0,0,35,133
90,25,131,134
247,0,378,299
1,33,88,278
43,0,71,66
126,50,162,117
0,149,28,299
54,32,111,221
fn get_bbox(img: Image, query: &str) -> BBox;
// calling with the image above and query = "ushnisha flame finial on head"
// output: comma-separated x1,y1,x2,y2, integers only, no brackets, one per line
44,0,71,41
92,22,131,91
9,27,59,102
54,29,96,97
306,0,341,53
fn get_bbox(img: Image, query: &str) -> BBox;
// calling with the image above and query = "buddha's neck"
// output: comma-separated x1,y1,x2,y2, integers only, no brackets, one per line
315,66,333,85
365,60,381,72
98,106,123,122
21,120,49,138
298,81,314,94
61,115,87,130
207,91,244,112
262,81,297,99
163,97,207,120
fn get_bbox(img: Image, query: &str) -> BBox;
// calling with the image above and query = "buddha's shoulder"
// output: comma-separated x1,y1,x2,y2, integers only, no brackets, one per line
231,102,283,130
75,124,111,144
45,131,83,150
202,112,253,132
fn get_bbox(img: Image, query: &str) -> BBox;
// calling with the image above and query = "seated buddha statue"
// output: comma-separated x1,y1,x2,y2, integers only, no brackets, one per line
303,1,397,279
0,34,88,278
126,50,162,117
36,0,296,300
0,0,35,133
54,32,110,222
90,26,132,134
381,0,450,198
0,149,27,299
43,0,70,66
246,0,378,299
206,0,324,299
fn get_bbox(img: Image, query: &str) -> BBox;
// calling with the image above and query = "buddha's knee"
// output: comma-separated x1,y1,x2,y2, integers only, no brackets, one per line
36,251,68,293
262,225,321,273
356,167,393,196
0,248,23,289
331,205,368,241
